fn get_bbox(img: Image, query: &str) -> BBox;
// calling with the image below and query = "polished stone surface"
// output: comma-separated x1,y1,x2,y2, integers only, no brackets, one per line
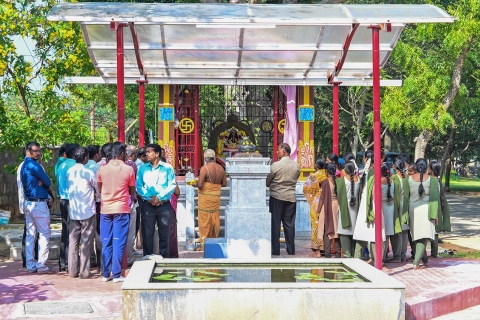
225,156,271,259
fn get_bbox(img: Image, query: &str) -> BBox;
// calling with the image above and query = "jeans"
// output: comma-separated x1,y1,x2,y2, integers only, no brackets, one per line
100,213,129,279
24,201,51,271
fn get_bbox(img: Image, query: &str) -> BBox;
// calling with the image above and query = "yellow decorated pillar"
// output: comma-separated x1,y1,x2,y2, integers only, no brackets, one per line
297,86,315,181
158,84,176,169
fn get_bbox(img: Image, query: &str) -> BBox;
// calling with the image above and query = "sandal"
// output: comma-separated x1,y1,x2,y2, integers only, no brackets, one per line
412,264,421,270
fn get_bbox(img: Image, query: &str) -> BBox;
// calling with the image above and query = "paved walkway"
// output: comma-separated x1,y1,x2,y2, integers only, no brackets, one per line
440,194,480,250
0,194,479,319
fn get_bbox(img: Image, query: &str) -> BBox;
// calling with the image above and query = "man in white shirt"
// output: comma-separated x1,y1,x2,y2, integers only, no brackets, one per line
66,147,97,279
85,145,102,269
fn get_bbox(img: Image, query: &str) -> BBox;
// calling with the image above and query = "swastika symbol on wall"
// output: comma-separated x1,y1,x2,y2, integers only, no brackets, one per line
278,119,286,134
179,118,194,134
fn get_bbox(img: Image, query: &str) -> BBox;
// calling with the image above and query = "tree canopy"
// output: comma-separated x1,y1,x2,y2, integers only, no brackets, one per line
1,0,479,175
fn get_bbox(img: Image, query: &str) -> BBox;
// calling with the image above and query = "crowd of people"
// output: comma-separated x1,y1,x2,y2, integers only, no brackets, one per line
17,141,180,282
16,139,451,278
302,150,452,269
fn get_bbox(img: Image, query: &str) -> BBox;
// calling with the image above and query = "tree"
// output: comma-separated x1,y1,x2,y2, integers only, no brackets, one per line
381,0,480,160
0,0,95,150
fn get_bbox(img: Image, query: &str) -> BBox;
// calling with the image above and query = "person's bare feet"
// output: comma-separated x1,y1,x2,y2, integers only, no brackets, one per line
309,251,321,258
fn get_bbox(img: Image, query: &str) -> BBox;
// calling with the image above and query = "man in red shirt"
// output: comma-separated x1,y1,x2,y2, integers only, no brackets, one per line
97,142,135,283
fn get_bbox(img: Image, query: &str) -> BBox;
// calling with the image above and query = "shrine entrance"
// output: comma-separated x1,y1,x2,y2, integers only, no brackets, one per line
174,85,286,175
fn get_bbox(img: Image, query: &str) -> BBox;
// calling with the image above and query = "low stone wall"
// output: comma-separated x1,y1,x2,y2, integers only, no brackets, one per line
0,148,60,222
123,259,406,320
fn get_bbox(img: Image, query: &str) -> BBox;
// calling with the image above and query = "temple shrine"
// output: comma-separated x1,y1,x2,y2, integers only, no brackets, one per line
159,84,315,179
49,2,453,269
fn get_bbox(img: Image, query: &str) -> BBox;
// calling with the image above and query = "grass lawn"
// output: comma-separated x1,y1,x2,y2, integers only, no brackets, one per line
447,175,480,193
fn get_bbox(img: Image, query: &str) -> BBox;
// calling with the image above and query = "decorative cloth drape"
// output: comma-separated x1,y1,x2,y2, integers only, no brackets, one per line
280,85,298,161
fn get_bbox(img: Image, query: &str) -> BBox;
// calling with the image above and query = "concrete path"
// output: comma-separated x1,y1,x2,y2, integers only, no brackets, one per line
441,194,480,250
0,194,479,319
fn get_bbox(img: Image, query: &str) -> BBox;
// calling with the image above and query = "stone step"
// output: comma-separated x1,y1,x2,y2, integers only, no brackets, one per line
10,245,60,261
194,226,225,233
194,196,230,201
194,237,285,244
194,205,227,211
193,187,231,191
195,216,225,221
0,227,62,259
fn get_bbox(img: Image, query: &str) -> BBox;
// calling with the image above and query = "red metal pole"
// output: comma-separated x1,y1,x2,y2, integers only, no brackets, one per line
331,81,341,155
117,24,125,143
137,80,147,147
194,86,200,176
370,24,383,270
113,22,128,274
273,86,278,162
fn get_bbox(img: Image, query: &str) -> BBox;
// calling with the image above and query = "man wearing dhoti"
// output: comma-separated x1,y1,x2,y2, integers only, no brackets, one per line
195,149,227,251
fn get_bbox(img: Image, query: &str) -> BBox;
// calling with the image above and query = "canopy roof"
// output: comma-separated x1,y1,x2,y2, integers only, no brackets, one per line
48,3,454,85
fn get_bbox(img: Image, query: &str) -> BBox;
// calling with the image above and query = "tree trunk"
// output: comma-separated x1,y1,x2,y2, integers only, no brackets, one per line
413,38,471,161
388,130,405,153
351,96,365,157
440,123,455,177
445,160,451,192
413,129,432,160
383,130,391,152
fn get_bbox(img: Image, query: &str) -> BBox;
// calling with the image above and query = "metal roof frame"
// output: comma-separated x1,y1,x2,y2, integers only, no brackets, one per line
48,3,454,85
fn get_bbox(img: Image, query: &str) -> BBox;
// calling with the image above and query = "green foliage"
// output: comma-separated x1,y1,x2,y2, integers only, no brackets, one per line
0,0,95,149
382,0,480,134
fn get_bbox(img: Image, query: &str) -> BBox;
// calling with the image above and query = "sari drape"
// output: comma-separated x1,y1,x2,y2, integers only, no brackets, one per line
198,182,222,246
303,169,328,250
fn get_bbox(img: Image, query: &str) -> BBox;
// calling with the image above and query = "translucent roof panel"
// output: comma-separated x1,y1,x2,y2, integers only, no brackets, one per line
49,3,454,85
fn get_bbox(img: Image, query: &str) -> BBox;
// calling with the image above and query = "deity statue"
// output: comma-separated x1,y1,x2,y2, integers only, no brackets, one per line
226,127,241,148
217,126,246,156
209,114,256,158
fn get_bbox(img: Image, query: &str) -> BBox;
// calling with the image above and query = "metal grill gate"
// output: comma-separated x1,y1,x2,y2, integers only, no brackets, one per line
175,85,286,175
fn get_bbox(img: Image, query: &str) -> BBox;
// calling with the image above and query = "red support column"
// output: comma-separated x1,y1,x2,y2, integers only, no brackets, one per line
112,22,128,274
116,24,126,143
273,86,279,162
137,79,147,147
370,24,383,270
194,85,200,176
331,81,341,155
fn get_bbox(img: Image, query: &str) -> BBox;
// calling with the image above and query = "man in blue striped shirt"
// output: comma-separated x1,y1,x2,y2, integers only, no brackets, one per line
21,142,53,273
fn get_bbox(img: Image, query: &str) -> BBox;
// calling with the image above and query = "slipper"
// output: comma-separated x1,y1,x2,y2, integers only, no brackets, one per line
448,249,458,255
440,249,457,256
